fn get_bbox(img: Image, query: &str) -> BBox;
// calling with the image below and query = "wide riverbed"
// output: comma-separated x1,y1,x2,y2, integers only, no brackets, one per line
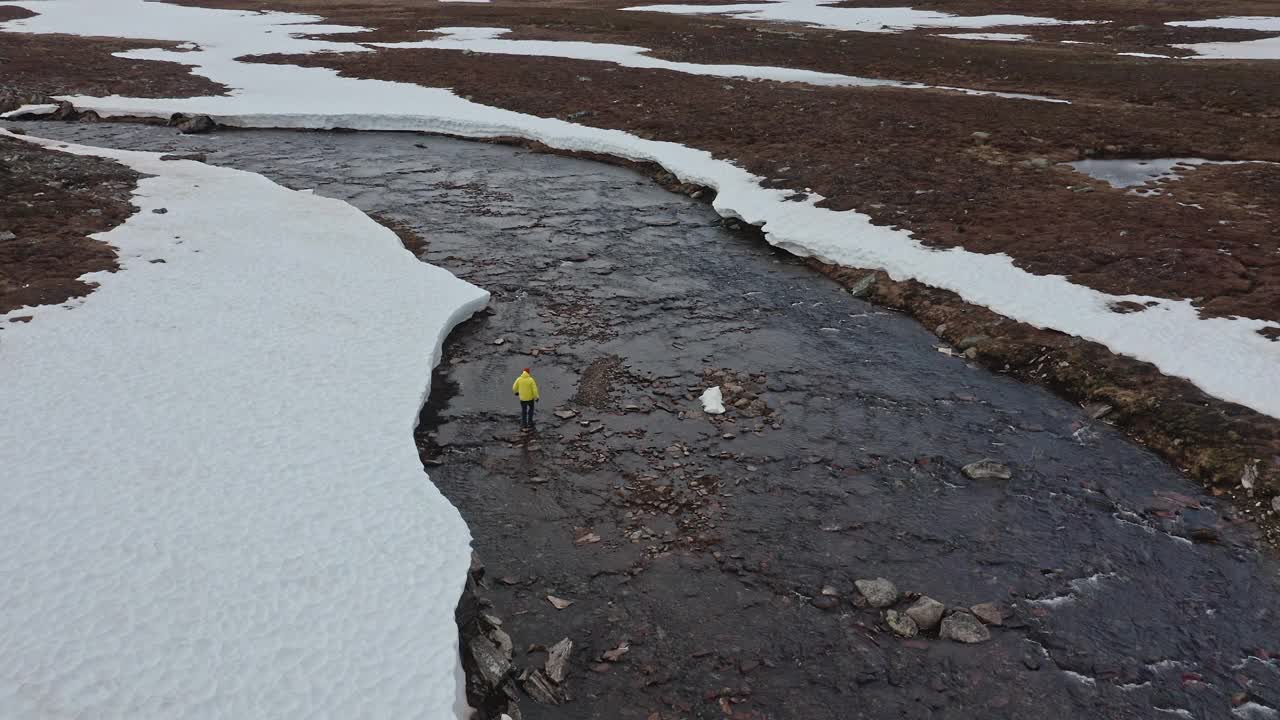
19,122,1280,720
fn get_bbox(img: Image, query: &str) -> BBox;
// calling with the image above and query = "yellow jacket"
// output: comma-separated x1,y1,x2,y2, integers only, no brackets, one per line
513,371,540,401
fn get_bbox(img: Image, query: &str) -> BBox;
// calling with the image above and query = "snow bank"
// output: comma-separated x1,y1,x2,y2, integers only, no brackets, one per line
937,32,1031,42
623,0,1092,33
1168,17,1280,60
371,26,1065,102
0,129,488,718
2,0,1278,423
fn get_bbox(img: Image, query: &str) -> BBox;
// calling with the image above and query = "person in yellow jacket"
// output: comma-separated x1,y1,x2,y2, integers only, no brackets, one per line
512,368,540,430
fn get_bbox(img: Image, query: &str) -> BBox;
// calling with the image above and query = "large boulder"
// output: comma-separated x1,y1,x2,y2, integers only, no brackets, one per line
905,596,945,631
174,114,216,134
940,611,991,643
854,578,899,608
884,610,918,638
962,459,1012,480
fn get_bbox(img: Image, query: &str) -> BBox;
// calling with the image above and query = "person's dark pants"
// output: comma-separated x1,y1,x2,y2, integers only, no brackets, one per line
521,400,536,428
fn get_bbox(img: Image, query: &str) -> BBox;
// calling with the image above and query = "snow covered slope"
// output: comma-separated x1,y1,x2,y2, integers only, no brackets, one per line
0,130,488,718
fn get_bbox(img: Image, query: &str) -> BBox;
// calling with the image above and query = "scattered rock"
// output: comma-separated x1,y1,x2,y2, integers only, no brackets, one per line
970,602,1005,626
152,208,168,215
493,338,506,345
962,459,1012,480
1272,496,1280,513
1083,402,1113,419
940,611,991,643
601,642,630,662
885,609,919,638
905,597,945,631
1028,157,1051,170
545,638,573,684
177,115,216,134
1241,461,1259,490
574,531,601,545
50,101,78,121
956,335,989,351
848,273,877,298
553,409,577,420
77,110,102,124
0,231,16,241
489,625,514,659
520,669,564,705
854,578,899,608
971,131,992,144
546,595,574,610
811,595,839,610
468,634,512,689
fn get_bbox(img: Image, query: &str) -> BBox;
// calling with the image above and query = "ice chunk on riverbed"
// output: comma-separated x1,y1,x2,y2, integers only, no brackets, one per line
0,130,488,718
701,386,727,414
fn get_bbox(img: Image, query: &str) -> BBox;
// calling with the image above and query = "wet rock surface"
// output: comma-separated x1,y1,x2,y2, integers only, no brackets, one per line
23,123,1280,720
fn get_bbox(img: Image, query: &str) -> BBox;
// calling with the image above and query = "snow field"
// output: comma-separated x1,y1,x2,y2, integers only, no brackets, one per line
0,129,488,718
623,0,1092,33
2,0,1277,420
370,26,1066,103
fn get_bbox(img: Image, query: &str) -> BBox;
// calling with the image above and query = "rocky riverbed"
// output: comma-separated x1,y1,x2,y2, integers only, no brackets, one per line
15,122,1280,720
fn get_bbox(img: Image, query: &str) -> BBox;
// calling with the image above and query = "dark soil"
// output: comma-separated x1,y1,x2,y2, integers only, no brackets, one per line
0,135,138,316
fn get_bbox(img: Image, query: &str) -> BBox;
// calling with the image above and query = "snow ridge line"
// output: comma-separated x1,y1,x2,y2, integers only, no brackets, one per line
0,128,486,719
1,1,1277,419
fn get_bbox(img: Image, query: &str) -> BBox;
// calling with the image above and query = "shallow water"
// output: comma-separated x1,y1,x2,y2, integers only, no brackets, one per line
16,121,1280,720
1063,157,1250,189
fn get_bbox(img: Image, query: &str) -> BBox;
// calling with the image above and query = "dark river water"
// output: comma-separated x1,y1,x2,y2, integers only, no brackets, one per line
16,121,1280,720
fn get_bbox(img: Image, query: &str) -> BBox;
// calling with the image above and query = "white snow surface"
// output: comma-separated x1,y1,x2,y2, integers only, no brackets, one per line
624,0,1092,33
700,386,727,414
0,130,488,718
937,32,1031,42
1,0,1278,422
1168,17,1280,60
371,26,1064,102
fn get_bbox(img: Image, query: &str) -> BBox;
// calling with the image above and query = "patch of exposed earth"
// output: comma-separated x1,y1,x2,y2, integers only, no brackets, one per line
33,123,1280,720
0,134,138,317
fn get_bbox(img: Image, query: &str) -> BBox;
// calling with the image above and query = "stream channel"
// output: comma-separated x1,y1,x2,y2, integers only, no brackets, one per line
16,122,1280,720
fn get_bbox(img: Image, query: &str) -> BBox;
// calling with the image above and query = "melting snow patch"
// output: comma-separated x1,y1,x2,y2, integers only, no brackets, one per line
372,27,1066,102
938,32,1031,42
1064,157,1261,188
1155,708,1196,719
1,0,1278,421
1118,51,1173,58
0,130,488,718
624,0,1094,34
701,386,727,414
1169,17,1280,60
